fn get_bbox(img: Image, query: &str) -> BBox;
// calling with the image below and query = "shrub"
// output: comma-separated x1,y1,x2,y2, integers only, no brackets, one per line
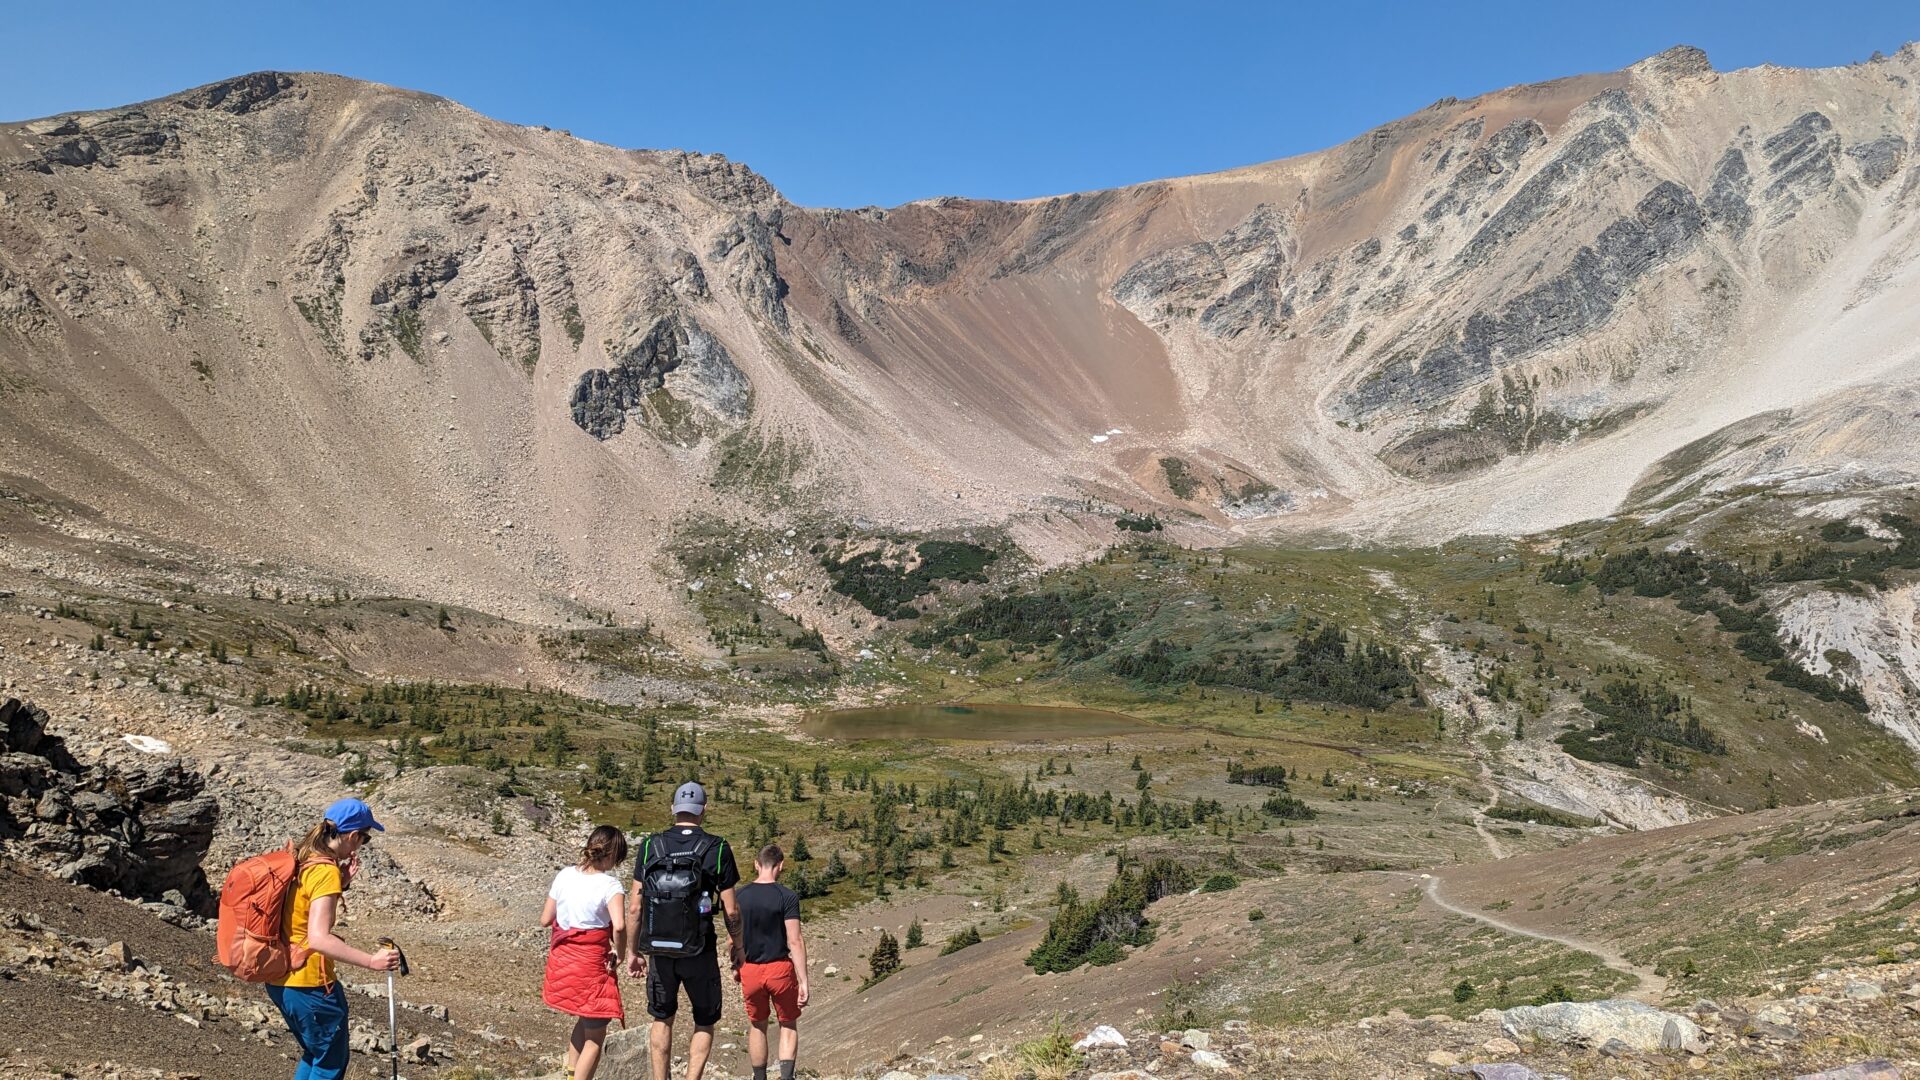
1226,762,1292,788
1533,983,1573,1005
1015,1023,1084,1071
1200,873,1239,893
1261,794,1316,821
940,925,982,956
865,929,901,987
1453,979,1476,1003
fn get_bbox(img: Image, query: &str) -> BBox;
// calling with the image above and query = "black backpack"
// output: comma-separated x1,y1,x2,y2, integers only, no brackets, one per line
637,832,720,957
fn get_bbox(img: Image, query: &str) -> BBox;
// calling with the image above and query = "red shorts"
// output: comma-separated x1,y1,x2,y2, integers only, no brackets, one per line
739,958,802,1025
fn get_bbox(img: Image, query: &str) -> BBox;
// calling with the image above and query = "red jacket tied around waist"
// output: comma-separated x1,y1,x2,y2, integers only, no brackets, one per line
542,926,624,1023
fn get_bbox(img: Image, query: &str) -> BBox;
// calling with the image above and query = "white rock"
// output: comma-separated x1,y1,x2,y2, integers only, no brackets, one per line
1502,999,1703,1053
121,734,173,754
1191,1049,1230,1071
1073,1024,1128,1051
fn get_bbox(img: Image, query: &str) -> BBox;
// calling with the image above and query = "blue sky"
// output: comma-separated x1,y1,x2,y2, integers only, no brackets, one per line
4,1,1916,207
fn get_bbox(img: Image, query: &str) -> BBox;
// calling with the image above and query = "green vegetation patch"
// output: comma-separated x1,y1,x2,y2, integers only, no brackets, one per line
907,584,1127,660
1112,621,1421,710
1485,800,1601,829
823,539,997,616
1159,457,1199,500
1542,544,1869,712
1026,857,1194,974
560,303,586,348
1556,678,1725,767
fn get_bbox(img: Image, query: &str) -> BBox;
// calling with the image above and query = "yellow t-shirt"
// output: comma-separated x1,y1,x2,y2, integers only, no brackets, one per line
273,862,343,988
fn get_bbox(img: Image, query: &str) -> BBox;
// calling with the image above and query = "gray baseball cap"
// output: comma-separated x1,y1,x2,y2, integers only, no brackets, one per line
672,781,707,815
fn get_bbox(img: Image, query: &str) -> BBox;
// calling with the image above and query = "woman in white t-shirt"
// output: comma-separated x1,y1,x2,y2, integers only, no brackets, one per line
540,825,630,1080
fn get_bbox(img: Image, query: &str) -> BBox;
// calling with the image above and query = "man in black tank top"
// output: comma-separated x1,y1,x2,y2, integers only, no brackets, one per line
735,844,808,1080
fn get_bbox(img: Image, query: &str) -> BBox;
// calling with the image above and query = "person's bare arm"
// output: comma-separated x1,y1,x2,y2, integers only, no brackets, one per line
721,887,742,970
539,896,558,929
625,881,647,975
305,895,396,970
606,888,627,967
785,917,808,1005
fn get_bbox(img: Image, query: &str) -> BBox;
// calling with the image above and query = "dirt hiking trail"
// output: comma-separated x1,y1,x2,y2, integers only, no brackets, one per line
1392,870,1670,1004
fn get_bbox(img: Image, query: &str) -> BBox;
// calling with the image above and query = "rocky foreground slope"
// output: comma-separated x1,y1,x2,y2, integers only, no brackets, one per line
2,47,1919,628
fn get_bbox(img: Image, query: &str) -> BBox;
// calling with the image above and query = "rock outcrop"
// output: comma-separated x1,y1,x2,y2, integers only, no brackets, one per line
1343,179,1705,421
0,698,218,914
569,312,749,441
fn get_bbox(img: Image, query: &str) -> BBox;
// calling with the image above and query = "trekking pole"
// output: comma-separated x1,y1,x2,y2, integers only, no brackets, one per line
377,936,410,1080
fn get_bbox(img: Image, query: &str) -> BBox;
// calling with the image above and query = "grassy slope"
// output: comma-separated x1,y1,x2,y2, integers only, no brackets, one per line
6,488,1919,1067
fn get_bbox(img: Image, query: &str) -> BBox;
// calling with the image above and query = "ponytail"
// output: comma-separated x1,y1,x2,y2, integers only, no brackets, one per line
581,825,629,871
296,819,341,863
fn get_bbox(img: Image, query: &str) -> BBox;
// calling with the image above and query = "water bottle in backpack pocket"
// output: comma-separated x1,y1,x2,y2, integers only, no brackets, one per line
638,834,716,957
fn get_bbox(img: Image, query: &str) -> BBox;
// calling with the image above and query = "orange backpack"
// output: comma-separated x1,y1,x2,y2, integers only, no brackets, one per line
212,843,333,982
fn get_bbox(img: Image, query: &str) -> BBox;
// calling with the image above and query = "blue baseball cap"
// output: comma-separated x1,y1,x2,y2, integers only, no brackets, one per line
324,797,385,834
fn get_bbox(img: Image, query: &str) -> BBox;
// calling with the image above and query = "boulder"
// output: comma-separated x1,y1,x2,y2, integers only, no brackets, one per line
1793,1062,1901,1080
1448,1066,1549,1080
1190,1049,1231,1071
1074,1025,1129,1051
1501,999,1703,1053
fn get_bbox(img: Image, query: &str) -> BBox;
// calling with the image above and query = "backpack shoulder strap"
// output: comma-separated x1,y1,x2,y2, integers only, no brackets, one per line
692,834,725,887
641,832,675,870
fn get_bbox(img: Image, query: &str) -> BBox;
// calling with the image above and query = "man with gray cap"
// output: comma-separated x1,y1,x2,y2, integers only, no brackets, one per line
627,781,740,1080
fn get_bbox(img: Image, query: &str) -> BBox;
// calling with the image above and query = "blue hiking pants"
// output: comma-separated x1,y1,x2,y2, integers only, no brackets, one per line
267,981,352,1080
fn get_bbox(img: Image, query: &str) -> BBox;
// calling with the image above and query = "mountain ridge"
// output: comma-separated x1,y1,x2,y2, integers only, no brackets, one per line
3,46,1918,631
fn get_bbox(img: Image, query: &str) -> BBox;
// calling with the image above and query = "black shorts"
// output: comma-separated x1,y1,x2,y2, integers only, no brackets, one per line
645,949,722,1027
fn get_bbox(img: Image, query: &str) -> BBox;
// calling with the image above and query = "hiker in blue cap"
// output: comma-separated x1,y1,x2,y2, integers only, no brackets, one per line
626,781,740,1080
261,797,399,1080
